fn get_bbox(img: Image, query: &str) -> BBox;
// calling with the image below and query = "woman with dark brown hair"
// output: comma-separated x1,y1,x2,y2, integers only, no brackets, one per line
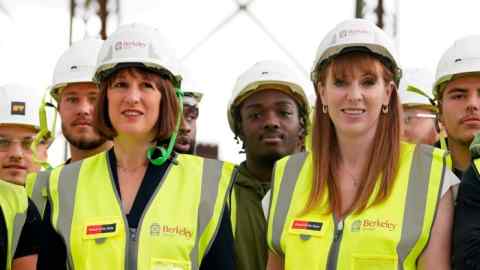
40,23,236,270
266,19,457,270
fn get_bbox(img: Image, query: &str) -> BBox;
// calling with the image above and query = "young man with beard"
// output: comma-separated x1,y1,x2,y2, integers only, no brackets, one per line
27,39,112,270
227,60,309,270
433,36,480,179
50,39,112,163
175,91,202,154
445,36,480,270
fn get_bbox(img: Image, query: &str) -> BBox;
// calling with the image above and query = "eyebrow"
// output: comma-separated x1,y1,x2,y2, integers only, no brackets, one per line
446,88,468,94
244,100,296,110
0,135,35,140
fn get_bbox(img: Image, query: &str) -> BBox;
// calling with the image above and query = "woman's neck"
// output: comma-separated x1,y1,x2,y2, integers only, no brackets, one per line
336,131,375,170
113,135,154,170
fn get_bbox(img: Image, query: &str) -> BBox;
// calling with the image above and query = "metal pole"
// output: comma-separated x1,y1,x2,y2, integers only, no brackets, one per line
355,0,364,18
375,0,384,29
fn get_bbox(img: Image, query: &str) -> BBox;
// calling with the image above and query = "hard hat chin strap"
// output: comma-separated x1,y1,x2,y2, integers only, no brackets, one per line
406,85,437,108
147,88,184,166
32,89,57,169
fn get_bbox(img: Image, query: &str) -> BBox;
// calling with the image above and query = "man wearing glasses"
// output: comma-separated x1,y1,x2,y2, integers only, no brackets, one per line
0,84,49,186
398,68,440,145
0,84,44,270
175,91,202,154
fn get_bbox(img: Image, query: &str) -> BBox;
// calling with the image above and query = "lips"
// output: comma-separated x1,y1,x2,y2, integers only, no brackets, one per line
176,136,191,146
3,164,27,170
72,118,92,127
122,109,143,116
341,108,366,115
460,115,480,125
260,133,284,143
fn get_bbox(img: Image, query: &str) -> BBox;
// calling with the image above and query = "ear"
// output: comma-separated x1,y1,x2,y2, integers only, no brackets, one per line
235,122,246,141
437,101,445,125
317,81,327,105
383,81,395,106
298,117,306,140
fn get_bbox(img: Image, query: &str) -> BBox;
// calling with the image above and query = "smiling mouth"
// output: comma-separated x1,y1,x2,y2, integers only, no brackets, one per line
341,108,366,115
122,110,143,116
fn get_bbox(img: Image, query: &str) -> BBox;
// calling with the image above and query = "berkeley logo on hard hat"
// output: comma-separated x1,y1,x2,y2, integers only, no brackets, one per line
114,41,147,51
10,101,26,116
338,29,371,39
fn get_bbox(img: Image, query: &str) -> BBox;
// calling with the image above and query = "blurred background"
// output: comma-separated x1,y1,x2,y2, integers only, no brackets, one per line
0,0,478,165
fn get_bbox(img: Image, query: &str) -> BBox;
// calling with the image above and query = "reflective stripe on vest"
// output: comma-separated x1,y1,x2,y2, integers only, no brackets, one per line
267,143,446,270
270,152,307,255
473,159,480,175
0,180,28,270
25,171,51,217
49,152,234,270
227,166,240,239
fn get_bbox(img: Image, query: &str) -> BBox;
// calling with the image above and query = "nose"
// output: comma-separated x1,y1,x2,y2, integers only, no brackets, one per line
263,111,280,130
347,83,362,102
76,96,94,116
179,118,191,135
125,86,141,106
7,142,24,162
466,93,480,113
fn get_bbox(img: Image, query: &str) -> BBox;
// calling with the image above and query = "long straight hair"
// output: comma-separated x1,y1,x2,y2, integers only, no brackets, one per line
305,52,402,215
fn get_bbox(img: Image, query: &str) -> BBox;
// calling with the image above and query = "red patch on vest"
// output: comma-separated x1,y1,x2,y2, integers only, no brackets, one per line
86,223,117,235
292,220,323,231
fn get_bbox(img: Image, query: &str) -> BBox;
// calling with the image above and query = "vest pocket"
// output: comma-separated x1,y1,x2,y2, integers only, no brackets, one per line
352,254,396,270
79,217,123,269
151,258,191,270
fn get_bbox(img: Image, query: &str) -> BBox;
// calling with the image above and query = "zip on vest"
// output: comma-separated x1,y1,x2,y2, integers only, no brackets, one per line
128,227,138,269
326,218,344,270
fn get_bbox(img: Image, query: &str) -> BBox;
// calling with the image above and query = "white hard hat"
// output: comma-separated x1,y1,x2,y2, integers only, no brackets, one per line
94,23,181,87
310,18,401,84
183,92,203,106
398,68,436,110
179,71,203,106
227,60,310,133
0,84,42,130
50,38,103,101
433,35,480,99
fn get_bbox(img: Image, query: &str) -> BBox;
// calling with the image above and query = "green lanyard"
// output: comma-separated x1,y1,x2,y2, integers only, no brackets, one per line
147,88,184,166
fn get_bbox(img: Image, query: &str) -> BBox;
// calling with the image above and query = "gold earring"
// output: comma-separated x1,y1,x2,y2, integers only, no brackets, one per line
382,104,388,114
322,105,328,114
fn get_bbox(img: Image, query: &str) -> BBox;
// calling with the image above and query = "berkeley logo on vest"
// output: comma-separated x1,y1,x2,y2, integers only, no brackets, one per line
150,223,193,239
351,219,397,232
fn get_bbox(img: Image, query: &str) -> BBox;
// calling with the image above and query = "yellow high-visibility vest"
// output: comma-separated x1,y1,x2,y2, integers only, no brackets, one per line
267,143,447,270
48,152,235,270
0,180,28,270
